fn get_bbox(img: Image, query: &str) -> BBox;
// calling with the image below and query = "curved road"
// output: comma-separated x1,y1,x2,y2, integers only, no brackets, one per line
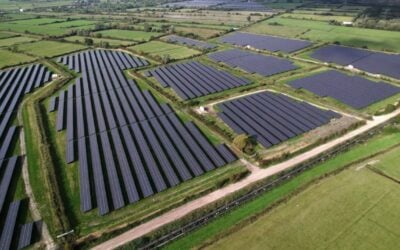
93,110,400,250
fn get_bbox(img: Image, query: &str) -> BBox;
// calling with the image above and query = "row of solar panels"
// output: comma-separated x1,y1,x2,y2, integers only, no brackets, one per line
165,35,216,50
218,92,339,148
0,158,41,250
209,49,298,77
57,49,149,73
53,81,174,163
55,50,238,215
289,70,400,109
147,61,251,100
311,45,400,79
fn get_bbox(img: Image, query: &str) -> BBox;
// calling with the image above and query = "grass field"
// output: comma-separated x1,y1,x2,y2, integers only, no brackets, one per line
0,49,35,68
17,40,87,57
0,31,18,39
0,36,37,47
94,29,163,42
163,130,400,249
245,17,400,52
129,41,201,60
207,165,400,250
281,13,354,22
64,36,136,47
175,26,225,39
0,18,96,36
369,146,400,181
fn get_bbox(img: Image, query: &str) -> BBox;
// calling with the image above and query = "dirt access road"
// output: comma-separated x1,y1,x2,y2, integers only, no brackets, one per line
93,109,400,250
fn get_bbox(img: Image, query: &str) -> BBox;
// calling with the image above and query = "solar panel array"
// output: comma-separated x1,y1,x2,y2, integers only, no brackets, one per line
218,91,339,148
55,49,237,215
209,49,298,76
289,70,400,109
0,64,52,157
215,1,272,11
165,35,216,50
311,45,400,79
164,0,272,11
147,61,251,100
220,32,312,53
164,0,226,8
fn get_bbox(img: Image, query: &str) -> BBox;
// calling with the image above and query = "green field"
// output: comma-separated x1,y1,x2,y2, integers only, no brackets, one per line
129,41,201,60
207,165,400,250
370,146,400,181
0,18,96,36
0,31,18,39
281,13,354,22
0,49,35,68
94,29,163,42
0,36,37,47
64,36,136,47
17,40,87,57
163,130,400,249
245,17,400,52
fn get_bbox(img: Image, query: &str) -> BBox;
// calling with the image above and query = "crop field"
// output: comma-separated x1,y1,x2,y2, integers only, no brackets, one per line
281,13,354,22
63,36,136,47
0,36,37,47
245,17,400,52
0,49,35,69
175,26,225,39
94,29,163,42
17,40,87,57
129,41,201,60
207,164,400,250
0,31,18,39
164,35,216,50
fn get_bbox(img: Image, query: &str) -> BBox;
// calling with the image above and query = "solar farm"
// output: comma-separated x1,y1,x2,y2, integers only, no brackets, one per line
209,49,298,76
53,50,237,215
220,32,312,53
289,70,400,109
146,61,251,100
310,45,400,79
1,1,400,249
217,91,339,148
0,64,50,249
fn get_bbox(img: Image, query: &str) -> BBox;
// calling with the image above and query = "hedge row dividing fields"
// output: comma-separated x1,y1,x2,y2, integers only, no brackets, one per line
0,64,51,250
54,50,238,215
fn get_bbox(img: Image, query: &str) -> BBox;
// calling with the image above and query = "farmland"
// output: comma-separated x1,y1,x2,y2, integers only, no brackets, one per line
1,1,400,249
94,29,163,42
17,40,87,57
129,41,201,60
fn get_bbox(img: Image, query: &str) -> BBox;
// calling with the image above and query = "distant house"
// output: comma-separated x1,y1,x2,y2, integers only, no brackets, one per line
342,21,353,26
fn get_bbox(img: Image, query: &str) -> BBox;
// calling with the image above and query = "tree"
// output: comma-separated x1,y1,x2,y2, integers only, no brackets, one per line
247,15,251,22
233,134,256,154
84,38,94,46
161,54,171,64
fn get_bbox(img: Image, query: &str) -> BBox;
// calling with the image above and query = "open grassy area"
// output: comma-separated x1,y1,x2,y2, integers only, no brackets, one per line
245,17,400,52
64,36,136,47
175,26,225,39
163,130,400,249
0,18,96,36
0,36,37,47
207,164,400,250
94,29,163,42
17,40,87,57
0,31,18,39
0,49,36,68
129,41,201,60
281,13,354,22
369,145,400,181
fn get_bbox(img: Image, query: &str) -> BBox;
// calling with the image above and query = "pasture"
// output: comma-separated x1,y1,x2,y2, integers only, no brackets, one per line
245,17,400,52
64,36,136,47
94,29,163,42
129,41,201,60
17,40,87,57
0,49,35,68
0,36,37,47
207,165,400,250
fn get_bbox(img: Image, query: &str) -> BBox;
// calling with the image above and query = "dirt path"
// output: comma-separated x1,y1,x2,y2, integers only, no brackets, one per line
93,110,400,250
18,94,56,250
